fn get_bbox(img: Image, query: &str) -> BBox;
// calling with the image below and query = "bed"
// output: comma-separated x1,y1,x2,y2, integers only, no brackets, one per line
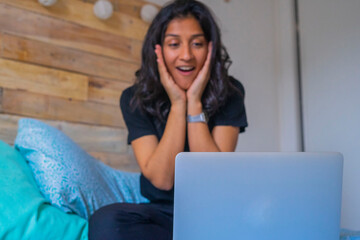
0,118,149,239
1,118,360,239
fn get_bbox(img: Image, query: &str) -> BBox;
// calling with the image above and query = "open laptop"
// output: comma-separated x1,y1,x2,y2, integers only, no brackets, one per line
173,152,343,240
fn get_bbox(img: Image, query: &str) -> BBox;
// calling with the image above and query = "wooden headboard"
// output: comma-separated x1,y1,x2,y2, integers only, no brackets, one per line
0,0,158,172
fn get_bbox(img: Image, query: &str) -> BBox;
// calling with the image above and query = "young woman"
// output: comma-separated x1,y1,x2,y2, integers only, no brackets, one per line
89,1,247,239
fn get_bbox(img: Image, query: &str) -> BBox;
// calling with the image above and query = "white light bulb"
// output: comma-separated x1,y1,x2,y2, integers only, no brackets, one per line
38,0,57,7
93,0,114,20
140,4,159,23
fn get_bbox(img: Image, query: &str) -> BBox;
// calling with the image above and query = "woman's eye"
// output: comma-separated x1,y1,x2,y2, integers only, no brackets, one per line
168,43,179,47
193,42,204,47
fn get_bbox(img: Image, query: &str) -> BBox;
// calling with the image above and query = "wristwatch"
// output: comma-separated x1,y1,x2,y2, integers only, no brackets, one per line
187,112,208,123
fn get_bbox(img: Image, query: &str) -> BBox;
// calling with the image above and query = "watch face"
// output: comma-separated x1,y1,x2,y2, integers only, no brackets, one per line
199,113,206,122
203,112,208,123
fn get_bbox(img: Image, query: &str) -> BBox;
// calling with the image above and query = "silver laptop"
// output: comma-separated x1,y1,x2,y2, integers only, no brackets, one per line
173,152,343,240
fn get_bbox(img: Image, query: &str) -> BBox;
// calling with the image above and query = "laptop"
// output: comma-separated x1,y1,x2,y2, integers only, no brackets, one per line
173,152,343,240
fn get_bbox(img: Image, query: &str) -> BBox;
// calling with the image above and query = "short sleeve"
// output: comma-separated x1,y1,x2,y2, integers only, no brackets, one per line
120,87,157,144
210,78,248,133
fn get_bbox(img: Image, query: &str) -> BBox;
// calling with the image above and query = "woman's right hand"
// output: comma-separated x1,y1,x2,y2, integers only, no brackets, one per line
155,45,186,106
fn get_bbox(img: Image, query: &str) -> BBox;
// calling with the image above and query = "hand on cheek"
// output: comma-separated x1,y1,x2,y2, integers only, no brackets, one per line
187,41,213,105
155,45,186,106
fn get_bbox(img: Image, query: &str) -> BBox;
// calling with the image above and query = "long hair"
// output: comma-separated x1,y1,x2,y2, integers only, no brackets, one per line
132,0,235,122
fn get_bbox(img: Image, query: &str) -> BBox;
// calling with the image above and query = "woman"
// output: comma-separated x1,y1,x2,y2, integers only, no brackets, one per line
89,0,247,239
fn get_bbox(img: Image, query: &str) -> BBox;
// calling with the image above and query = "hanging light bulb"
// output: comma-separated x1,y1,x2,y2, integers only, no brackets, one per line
38,0,57,7
140,4,159,23
93,0,114,20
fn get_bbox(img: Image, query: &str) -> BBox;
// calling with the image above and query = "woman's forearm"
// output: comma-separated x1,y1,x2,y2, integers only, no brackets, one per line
187,100,221,152
142,103,186,190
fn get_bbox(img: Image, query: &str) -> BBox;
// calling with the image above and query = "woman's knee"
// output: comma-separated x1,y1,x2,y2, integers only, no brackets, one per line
89,203,172,240
89,204,125,240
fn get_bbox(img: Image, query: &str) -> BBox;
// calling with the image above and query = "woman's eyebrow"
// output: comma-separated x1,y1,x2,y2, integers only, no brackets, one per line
164,33,205,38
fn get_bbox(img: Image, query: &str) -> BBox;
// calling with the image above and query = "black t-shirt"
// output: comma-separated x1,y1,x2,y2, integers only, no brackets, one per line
120,77,248,203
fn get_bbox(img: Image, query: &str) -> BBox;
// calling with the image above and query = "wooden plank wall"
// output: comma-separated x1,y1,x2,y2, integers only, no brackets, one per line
0,0,158,172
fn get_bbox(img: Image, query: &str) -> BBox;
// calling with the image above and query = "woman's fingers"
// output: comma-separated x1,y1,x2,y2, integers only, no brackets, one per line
199,41,213,80
187,42,213,101
205,41,213,75
154,45,169,83
155,44,186,104
155,45,175,89
195,41,213,85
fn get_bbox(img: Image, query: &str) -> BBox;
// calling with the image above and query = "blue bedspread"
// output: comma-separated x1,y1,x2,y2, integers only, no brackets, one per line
341,229,360,240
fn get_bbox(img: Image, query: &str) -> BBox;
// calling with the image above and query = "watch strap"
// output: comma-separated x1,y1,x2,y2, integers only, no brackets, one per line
187,112,207,123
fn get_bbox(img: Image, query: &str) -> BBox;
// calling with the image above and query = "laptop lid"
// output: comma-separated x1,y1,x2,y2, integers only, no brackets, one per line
173,152,343,240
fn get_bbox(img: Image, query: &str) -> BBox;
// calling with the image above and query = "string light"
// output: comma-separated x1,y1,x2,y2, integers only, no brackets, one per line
93,0,114,20
38,0,57,7
140,4,159,23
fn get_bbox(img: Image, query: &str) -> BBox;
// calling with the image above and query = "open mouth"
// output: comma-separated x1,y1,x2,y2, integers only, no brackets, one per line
176,66,195,73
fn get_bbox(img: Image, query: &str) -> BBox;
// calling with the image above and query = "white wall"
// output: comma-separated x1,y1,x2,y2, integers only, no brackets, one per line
298,0,360,229
147,0,300,152
147,0,360,229
206,0,281,152
274,0,302,152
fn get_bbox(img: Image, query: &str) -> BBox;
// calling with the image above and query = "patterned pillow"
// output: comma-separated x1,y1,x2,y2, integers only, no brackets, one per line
0,140,87,240
15,118,148,219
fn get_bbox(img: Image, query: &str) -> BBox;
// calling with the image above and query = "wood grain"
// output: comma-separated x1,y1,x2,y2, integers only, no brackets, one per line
0,0,148,172
0,88,3,113
1,33,139,83
0,114,18,145
50,120,128,153
0,114,138,170
88,77,131,106
0,3,143,62
0,0,150,41
2,89,125,128
90,151,139,172
0,33,3,57
0,114,128,152
0,58,88,101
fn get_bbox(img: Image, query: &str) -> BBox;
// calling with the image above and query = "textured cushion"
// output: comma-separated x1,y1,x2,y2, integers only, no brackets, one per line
0,140,88,240
14,118,148,219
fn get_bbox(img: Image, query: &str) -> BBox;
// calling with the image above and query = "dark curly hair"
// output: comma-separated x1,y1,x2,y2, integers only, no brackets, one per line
132,0,237,122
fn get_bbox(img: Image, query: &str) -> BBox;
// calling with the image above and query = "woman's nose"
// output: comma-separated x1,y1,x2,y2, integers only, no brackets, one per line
179,45,193,61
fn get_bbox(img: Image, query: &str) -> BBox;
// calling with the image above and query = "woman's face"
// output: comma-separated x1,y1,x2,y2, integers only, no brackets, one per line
162,16,208,90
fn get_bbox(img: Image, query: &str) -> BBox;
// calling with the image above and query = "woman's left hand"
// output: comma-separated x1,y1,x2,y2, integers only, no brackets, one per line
186,42,213,104
155,44,187,106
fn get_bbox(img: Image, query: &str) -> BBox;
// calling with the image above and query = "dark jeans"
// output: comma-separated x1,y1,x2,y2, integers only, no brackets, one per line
88,203,173,240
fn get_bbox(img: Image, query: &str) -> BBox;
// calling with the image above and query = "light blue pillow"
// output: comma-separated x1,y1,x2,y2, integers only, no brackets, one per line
15,118,148,219
0,140,88,240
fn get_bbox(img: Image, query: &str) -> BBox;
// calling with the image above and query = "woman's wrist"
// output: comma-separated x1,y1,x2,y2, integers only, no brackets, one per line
187,99,203,115
170,101,187,116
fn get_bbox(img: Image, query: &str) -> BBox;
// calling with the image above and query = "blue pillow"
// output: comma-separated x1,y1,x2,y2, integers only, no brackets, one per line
0,140,88,240
15,118,148,219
